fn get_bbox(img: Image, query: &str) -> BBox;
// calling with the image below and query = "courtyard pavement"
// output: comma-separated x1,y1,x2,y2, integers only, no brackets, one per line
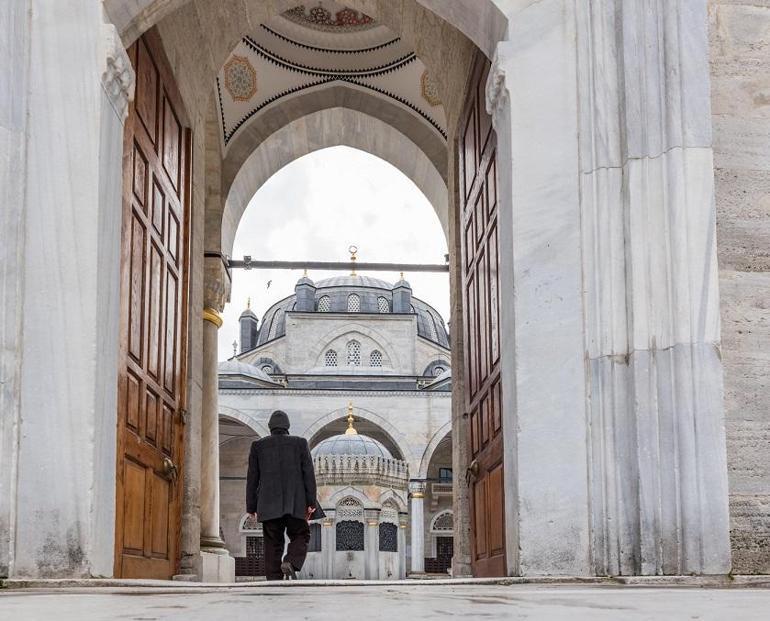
2,581,770,620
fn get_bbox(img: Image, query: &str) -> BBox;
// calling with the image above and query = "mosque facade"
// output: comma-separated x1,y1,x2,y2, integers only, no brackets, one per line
217,273,453,579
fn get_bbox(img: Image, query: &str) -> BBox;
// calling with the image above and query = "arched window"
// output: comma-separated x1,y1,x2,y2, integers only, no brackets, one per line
433,365,445,376
261,364,273,374
241,514,260,532
325,350,338,367
318,295,331,312
347,340,361,366
370,350,383,367
377,296,389,313
347,293,360,312
431,510,454,533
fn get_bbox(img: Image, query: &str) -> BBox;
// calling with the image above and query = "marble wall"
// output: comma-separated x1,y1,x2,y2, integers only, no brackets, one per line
710,0,770,574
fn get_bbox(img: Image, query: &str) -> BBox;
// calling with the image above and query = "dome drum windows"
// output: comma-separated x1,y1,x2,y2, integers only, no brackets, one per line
347,294,360,312
318,295,331,312
346,340,361,366
377,296,389,313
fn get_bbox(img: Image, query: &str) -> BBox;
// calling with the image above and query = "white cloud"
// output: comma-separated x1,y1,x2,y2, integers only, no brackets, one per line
217,146,449,360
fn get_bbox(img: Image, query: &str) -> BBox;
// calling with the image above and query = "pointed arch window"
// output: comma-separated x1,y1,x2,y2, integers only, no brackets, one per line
347,294,360,312
318,295,331,312
347,340,361,366
377,296,389,313
325,349,338,367
370,350,383,367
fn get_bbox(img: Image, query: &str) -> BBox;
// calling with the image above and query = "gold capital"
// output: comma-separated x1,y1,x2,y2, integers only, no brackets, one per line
203,307,223,328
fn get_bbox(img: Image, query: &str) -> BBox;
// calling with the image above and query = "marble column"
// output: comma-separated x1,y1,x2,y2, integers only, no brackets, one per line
198,307,234,581
409,481,426,574
365,511,379,580
398,515,408,579
3,3,132,578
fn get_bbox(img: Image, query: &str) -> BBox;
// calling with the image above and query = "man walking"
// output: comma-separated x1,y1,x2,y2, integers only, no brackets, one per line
246,410,320,580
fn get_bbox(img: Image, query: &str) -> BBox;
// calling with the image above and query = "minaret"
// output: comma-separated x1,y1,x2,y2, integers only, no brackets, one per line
239,297,259,353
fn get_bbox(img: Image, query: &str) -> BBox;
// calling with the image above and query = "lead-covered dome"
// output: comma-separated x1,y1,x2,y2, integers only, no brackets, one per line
312,433,392,459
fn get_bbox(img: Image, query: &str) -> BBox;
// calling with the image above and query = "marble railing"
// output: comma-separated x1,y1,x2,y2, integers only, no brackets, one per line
313,454,409,488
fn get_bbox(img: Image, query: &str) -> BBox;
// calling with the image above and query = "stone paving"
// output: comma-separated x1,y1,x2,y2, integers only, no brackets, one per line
2,583,770,621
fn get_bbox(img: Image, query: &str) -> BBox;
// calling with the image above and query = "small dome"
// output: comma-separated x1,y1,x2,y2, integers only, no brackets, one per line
218,359,277,384
312,434,392,459
296,273,315,287
394,274,411,289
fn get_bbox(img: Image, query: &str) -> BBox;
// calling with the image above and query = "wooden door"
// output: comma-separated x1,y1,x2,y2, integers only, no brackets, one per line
115,29,191,579
459,56,505,577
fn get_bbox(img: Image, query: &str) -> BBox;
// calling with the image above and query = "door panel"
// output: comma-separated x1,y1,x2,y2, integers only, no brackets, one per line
460,56,506,577
115,29,190,579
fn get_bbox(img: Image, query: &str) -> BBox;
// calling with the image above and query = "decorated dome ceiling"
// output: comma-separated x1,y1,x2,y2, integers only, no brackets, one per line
216,2,447,148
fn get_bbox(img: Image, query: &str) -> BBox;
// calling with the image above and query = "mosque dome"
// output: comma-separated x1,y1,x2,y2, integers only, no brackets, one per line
254,273,450,347
312,433,392,459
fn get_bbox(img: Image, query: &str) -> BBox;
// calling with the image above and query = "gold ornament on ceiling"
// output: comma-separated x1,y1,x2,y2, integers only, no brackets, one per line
283,3,375,32
224,55,257,102
421,69,441,107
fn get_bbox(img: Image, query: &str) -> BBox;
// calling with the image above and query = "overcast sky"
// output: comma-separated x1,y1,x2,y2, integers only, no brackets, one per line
217,146,450,360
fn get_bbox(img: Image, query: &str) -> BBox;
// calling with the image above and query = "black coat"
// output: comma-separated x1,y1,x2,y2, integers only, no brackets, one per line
246,430,320,522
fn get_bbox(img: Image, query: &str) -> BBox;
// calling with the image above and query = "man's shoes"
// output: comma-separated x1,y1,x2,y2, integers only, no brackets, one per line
281,561,298,580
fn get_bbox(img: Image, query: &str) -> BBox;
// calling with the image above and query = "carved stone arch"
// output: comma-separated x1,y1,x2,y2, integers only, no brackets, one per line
377,489,408,513
218,406,270,439
309,323,402,370
327,486,371,510
417,421,452,479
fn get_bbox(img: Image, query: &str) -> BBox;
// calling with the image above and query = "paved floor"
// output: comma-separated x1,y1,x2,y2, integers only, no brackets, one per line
2,584,770,621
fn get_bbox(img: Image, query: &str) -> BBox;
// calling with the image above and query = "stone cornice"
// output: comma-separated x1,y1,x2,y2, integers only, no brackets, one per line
100,23,134,122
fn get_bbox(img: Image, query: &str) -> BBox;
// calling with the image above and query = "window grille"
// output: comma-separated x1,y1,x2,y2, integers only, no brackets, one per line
242,514,260,531
378,523,398,552
261,364,273,374
325,350,338,366
347,340,361,366
377,296,389,313
432,511,454,532
336,520,365,551
347,294,360,312
318,296,331,312
309,523,322,552
370,350,383,367
433,366,445,376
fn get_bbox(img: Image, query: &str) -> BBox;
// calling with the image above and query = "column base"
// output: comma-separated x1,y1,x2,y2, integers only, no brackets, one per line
195,550,235,582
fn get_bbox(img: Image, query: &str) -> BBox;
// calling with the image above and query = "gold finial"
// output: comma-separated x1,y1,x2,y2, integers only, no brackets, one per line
304,268,308,277
247,296,251,310
345,401,358,435
400,272,404,280
349,245,358,277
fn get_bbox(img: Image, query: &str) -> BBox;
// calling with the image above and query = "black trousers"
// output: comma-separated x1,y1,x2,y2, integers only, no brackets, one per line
262,515,310,580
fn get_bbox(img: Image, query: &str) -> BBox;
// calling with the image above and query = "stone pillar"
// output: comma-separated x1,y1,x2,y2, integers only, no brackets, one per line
2,3,133,578
408,481,426,574
321,516,334,579
365,511,379,580
197,307,234,581
398,514,408,579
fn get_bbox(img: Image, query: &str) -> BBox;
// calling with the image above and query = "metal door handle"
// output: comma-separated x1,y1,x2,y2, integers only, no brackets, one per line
162,456,179,484
465,459,480,486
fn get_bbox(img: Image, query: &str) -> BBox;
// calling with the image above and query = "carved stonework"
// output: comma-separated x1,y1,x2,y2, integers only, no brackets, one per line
100,23,135,122
485,42,512,127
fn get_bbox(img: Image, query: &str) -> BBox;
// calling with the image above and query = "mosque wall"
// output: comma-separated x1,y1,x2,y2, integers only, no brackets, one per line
710,0,770,574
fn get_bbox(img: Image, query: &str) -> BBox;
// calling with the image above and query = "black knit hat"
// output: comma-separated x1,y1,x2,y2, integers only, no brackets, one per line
268,410,290,431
